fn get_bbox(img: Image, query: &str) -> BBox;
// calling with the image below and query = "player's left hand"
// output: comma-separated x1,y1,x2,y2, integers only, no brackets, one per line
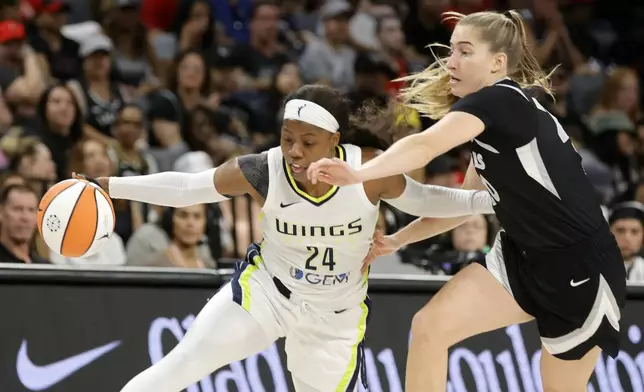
361,231,401,273
307,157,361,186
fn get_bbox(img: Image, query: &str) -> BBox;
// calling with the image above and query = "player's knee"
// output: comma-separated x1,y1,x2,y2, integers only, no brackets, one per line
410,306,451,348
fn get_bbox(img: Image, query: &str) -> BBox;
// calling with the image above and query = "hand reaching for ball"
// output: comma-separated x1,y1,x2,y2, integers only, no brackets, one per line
72,172,110,195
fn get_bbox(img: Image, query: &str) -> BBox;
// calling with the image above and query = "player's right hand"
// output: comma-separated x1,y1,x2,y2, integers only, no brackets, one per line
72,173,109,194
361,231,402,273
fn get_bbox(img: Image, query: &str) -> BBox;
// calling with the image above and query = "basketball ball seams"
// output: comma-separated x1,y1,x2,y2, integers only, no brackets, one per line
95,186,115,230
61,183,100,257
59,183,88,257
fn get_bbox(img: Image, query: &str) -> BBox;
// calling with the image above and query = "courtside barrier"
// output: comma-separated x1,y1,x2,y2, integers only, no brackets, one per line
0,264,642,392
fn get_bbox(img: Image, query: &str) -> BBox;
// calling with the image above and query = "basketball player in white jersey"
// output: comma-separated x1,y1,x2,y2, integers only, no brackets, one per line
78,84,494,392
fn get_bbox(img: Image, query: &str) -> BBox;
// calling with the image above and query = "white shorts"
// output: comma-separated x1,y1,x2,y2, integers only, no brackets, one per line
229,246,371,391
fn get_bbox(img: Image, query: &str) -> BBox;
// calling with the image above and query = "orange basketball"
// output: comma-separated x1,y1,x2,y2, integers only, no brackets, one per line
38,179,115,258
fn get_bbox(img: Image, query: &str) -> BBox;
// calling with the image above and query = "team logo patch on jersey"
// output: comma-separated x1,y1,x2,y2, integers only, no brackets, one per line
290,267,304,280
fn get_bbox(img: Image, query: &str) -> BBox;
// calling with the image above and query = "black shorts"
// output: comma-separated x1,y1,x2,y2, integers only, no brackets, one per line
476,223,626,360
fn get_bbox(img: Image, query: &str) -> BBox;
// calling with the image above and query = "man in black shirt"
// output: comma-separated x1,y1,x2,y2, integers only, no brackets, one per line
0,184,49,264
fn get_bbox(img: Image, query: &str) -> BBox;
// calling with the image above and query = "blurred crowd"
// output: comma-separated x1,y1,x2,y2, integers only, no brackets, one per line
0,0,642,283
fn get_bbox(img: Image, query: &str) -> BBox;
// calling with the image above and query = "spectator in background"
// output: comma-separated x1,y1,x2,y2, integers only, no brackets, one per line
523,0,585,70
103,0,159,94
69,138,142,243
184,104,246,165
0,184,48,264
130,204,216,268
173,0,215,53
375,13,411,96
403,0,451,59
299,0,356,92
266,62,302,132
230,1,290,95
588,111,639,197
165,49,213,124
347,51,395,113
348,0,396,51
226,0,292,138
144,90,188,172
0,21,46,129
26,0,81,83
35,84,83,180
591,67,641,124
8,137,56,197
212,0,253,44
68,33,129,144
609,202,644,282
110,103,157,178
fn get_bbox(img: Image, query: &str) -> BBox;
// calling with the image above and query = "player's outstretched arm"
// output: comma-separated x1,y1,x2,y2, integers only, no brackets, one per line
362,162,488,269
375,174,493,218
73,154,262,208
308,112,484,186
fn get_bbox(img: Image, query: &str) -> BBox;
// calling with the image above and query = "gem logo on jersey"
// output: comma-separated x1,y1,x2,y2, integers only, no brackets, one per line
289,267,350,285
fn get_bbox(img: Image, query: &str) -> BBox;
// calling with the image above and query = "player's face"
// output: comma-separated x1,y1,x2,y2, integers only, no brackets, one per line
280,119,339,182
611,218,644,260
446,25,505,97
172,204,207,247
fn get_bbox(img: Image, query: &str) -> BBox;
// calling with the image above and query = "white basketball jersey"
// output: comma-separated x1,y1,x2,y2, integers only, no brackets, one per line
260,144,379,310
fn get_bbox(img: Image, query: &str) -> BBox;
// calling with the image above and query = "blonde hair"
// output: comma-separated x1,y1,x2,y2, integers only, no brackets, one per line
398,10,554,120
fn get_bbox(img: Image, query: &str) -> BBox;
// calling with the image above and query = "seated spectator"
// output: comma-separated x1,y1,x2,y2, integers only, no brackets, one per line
110,103,158,177
26,0,82,82
0,184,48,264
173,0,214,53
609,202,644,283
374,12,413,95
144,89,189,172
184,104,247,165
35,84,83,179
591,67,641,124
212,0,252,44
346,51,395,113
129,204,216,268
0,20,46,128
587,111,639,197
68,33,129,144
299,0,356,92
69,138,141,244
8,137,56,198
102,0,159,94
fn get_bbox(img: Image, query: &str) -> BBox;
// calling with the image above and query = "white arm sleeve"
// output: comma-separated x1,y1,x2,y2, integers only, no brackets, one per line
108,168,229,207
383,176,495,218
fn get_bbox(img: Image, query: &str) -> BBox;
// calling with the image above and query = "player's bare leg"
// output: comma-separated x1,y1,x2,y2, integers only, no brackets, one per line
406,263,533,392
540,345,601,392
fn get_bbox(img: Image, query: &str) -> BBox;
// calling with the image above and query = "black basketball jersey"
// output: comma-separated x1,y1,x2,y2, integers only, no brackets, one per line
450,78,605,250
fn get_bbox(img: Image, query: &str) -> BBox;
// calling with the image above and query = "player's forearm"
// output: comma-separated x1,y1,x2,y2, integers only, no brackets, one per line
108,169,229,207
394,216,472,247
384,176,494,218
357,133,435,182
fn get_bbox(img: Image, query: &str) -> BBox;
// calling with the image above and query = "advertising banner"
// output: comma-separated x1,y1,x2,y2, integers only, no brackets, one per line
0,280,642,391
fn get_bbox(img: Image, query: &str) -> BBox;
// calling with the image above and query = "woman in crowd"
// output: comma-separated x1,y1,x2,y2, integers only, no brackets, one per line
68,33,130,144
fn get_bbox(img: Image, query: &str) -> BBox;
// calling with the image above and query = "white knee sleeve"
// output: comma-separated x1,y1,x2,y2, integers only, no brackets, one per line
120,285,275,392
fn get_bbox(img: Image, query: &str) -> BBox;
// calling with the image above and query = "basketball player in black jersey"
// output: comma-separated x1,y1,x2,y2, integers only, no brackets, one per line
308,10,626,392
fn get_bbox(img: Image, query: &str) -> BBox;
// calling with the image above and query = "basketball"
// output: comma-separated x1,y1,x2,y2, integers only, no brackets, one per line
38,178,115,258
